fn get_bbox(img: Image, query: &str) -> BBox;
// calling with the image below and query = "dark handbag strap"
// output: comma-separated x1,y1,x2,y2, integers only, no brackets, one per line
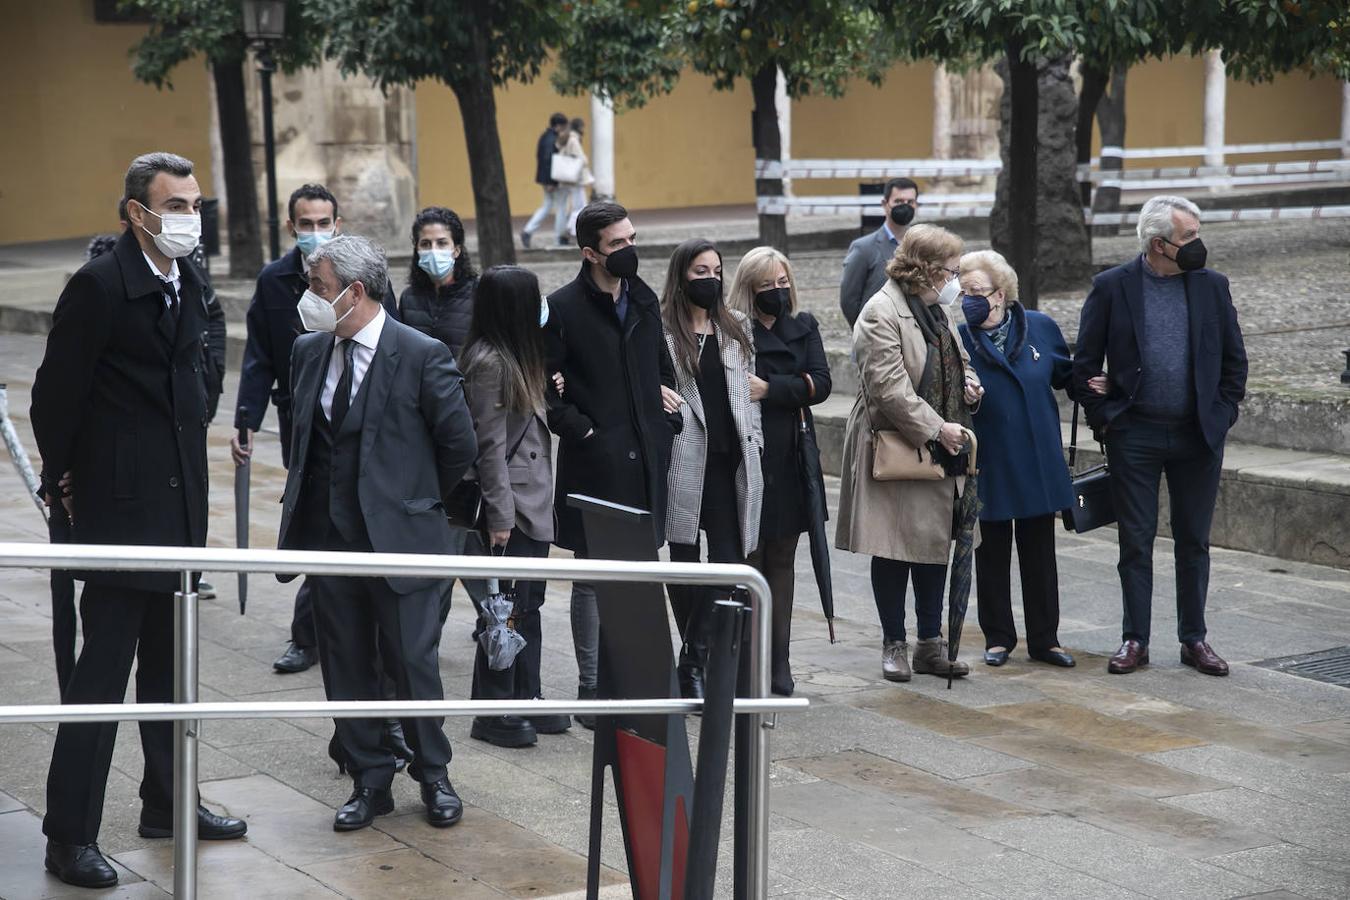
503,415,535,464
1068,402,1080,469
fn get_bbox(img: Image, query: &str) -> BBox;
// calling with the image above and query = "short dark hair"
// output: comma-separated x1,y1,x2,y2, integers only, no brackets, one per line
570,117,585,132
576,201,628,252
86,234,119,262
549,112,568,128
123,152,194,210
883,177,919,203
408,205,477,291
288,183,339,222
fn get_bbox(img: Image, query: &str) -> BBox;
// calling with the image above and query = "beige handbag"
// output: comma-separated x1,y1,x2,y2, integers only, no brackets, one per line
871,426,977,481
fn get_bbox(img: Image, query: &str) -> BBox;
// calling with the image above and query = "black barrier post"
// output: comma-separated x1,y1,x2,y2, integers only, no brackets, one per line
685,599,747,900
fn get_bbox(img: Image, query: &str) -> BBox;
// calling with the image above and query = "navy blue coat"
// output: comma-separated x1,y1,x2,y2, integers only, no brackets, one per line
959,305,1074,522
1071,255,1247,451
534,128,559,187
234,245,398,440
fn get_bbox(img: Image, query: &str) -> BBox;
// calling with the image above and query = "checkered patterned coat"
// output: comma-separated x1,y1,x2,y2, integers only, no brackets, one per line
663,310,764,554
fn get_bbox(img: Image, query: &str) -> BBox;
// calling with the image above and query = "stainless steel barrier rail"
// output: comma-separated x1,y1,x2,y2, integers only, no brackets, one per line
0,543,806,900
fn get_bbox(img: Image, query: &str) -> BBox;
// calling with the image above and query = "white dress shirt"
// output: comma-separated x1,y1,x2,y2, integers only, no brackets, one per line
141,251,181,306
320,307,386,421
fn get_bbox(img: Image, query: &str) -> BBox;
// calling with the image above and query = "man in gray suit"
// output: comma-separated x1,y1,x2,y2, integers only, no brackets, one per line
839,177,920,328
277,235,478,832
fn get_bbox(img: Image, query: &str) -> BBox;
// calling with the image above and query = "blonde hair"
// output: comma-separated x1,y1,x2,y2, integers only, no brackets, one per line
728,246,798,318
959,249,1019,301
885,224,963,295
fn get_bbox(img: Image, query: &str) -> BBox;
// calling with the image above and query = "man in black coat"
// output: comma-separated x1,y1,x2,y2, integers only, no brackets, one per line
1073,194,1247,679
277,235,477,832
520,112,569,249
30,152,247,889
544,200,682,720
230,183,397,674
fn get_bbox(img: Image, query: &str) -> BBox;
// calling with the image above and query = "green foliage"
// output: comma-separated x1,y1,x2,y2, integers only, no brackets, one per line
123,0,321,89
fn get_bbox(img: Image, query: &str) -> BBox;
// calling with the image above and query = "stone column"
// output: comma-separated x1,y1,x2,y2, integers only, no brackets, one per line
1342,81,1350,159
246,59,415,250
932,64,952,160
1203,49,1226,167
590,93,615,201
930,62,1001,194
775,65,792,197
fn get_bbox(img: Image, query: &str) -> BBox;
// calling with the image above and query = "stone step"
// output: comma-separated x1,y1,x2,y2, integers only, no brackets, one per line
809,396,1350,571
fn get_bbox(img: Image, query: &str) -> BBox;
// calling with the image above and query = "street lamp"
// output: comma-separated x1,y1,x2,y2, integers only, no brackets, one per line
242,0,286,261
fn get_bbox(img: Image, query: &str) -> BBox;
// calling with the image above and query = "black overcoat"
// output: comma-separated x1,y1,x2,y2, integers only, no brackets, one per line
544,264,681,553
30,229,210,592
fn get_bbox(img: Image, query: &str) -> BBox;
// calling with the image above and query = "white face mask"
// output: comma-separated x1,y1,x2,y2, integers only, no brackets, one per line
936,274,961,307
137,204,201,259
298,283,354,333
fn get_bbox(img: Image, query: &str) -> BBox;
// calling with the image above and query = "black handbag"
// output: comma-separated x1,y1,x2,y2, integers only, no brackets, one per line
444,419,532,532
1062,402,1116,533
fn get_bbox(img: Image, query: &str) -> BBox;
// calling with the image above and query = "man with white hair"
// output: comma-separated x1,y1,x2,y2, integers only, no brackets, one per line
1073,195,1247,677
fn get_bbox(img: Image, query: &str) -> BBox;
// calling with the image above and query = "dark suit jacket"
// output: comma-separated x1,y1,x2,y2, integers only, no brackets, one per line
277,314,479,593
236,246,399,436
1072,255,1248,452
840,225,901,328
535,128,559,187
31,230,210,592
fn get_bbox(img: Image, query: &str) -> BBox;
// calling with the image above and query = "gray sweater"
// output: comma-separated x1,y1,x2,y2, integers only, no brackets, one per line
1134,258,1195,421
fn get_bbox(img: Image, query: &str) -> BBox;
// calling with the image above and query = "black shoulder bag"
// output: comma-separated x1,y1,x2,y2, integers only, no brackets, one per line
445,419,533,532
1062,402,1116,533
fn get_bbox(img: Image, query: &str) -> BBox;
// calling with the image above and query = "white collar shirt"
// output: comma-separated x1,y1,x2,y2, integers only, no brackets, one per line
320,307,386,421
141,251,182,306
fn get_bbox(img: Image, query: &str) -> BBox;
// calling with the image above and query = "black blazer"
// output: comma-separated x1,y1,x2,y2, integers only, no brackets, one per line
535,128,558,187
544,264,681,552
30,230,210,592
277,315,479,594
1072,255,1247,451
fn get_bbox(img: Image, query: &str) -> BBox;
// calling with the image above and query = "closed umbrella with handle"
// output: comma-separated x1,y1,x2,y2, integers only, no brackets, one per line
796,409,835,642
945,428,980,688
234,406,249,614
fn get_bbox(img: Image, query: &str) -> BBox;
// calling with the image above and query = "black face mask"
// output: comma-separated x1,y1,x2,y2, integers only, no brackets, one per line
686,277,722,310
889,203,915,227
754,287,790,318
1164,237,1207,272
598,245,639,279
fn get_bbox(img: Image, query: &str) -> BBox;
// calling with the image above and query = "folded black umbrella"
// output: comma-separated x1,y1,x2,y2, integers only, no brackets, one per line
796,410,835,643
946,429,981,688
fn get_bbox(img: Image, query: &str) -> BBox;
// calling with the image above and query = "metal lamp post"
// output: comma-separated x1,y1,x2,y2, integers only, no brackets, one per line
242,0,286,261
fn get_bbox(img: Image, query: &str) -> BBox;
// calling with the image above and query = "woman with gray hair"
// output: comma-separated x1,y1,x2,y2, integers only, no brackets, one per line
957,250,1077,668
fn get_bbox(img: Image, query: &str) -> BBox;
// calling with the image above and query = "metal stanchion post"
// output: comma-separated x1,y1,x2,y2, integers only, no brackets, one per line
748,582,771,899
173,569,199,899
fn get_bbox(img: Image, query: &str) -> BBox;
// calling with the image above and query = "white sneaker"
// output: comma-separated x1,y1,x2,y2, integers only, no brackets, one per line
882,640,911,682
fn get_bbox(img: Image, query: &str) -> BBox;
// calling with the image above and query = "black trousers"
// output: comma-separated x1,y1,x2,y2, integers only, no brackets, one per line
668,451,744,657
311,573,451,788
975,514,1061,653
48,502,78,696
44,584,174,844
1106,418,1223,645
870,557,946,643
747,532,800,689
471,531,549,702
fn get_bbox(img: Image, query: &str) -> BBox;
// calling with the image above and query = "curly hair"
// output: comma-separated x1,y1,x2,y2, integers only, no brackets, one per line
407,206,476,291
885,223,963,295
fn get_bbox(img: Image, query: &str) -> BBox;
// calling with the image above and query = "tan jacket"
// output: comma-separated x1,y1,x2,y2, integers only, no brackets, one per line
663,311,764,555
835,280,980,564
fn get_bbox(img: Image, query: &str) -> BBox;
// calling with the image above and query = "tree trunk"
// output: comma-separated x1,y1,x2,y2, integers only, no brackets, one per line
751,62,788,252
212,59,263,279
451,16,516,268
1076,64,1109,211
1090,64,1128,237
996,43,1040,307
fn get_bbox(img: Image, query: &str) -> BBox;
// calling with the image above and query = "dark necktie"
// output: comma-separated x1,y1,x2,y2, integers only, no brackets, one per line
162,282,180,320
331,339,355,430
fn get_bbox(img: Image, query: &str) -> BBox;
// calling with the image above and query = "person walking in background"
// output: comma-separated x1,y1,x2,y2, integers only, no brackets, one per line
520,112,570,249
399,205,489,627
836,224,982,683
544,201,682,725
1073,195,1247,677
562,117,593,243
32,152,247,889
728,246,831,697
840,177,920,328
660,239,763,700
957,250,1076,669
461,266,572,747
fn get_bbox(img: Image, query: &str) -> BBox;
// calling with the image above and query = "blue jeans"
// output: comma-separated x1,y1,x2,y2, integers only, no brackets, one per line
523,186,567,241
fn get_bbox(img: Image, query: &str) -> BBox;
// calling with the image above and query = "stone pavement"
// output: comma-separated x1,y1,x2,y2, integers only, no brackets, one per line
1,330,1349,899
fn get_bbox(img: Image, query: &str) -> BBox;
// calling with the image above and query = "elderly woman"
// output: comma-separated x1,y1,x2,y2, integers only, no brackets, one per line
837,224,981,682
957,251,1076,668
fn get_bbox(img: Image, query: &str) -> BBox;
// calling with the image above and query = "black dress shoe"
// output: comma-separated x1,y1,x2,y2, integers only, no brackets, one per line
526,695,571,734
470,715,537,748
139,804,248,840
45,840,117,888
984,649,1010,667
575,685,597,730
1029,648,1076,668
334,786,394,831
273,642,317,673
421,778,464,828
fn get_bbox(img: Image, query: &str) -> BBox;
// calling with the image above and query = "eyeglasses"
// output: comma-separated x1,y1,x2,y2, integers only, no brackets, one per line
940,266,960,278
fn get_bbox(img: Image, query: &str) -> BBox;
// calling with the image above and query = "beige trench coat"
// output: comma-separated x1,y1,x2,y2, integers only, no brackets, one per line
835,280,981,565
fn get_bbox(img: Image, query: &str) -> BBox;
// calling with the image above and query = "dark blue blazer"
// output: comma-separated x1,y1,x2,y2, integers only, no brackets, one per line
1072,255,1247,451
960,305,1074,522
235,246,398,433
534,128,558,186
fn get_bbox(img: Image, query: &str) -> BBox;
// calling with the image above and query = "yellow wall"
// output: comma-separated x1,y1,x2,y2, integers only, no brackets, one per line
0,0,214,244
1226,71,1342,154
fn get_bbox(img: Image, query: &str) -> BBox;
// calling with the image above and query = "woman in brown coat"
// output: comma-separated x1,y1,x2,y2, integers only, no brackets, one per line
836,224,983,682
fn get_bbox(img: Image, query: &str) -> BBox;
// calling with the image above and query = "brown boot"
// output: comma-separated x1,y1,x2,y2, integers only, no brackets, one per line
911,638,970,679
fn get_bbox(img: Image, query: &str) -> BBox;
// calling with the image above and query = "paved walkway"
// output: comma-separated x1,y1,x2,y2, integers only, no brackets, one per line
1,331,1348,898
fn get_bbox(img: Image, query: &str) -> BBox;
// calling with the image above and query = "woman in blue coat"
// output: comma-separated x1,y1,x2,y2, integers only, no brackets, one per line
957,250,1076,669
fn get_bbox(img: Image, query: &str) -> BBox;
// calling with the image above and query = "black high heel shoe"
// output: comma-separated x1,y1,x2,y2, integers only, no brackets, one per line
327,733,349,776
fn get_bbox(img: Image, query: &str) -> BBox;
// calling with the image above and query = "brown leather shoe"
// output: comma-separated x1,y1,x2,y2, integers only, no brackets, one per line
1108,640,1148,674
1181,641,1229,676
